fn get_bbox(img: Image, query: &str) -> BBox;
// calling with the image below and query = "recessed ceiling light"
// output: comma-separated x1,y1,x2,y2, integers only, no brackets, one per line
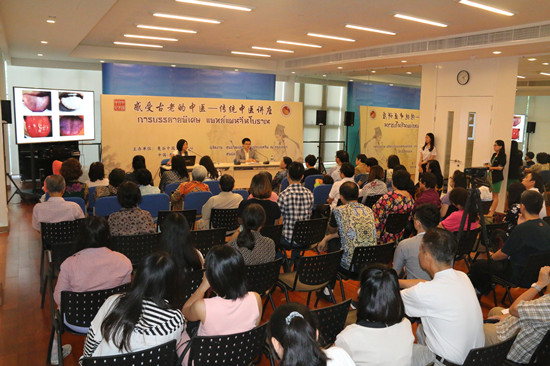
137,25,197,34
401,60,407,63
371,70,376,73
349,79,354,82
231,51,271,57
46,18,56,24
543,62,549,65
389,84,394,86
252,46,294,53
394,13,448,27
153,13,221,24
277,40,321,48
345,24,396,35
492,51,502,54
41,41,48,44
406,71,412,75
307,33,355,42
175,0,253,11
337,66,343,69
100,60,105,63
540,72,550,76
459,0,514,16
37,53,43,57
322,74,327,77
124,34,178,41
517,75,525,79
291,71,296,74
234,68,239,71
528,58,537,61
113,41,163,48
171,64,176,67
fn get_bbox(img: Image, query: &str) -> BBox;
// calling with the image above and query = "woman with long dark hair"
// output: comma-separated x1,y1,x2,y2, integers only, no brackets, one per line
335,264,413,366
269,302,355,366
159,155,189,192
487,140,507,216
81,252,184,359
507,140,522,187
426,160,444,193
199,155,219,181
418,133,437,173
160,212,203,272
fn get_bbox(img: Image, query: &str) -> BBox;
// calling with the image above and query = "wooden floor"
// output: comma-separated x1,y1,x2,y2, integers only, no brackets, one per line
0,189,522,365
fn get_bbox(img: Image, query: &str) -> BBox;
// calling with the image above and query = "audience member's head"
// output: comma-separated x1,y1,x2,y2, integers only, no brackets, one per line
522,172,544,193
507,182,526,207
219,174,235,192
305,154,316,168
288,162,305,182
367,165,384,183
536,152,548,164
526,151,534,161
365,157,378,167
171,155,189,180
356,154,367,164
237,203,266,251
427,160,443,188
520,190,544,216
280,156,292,170
449,187,468,209
269,302,326,366
205,245,247,300
60,158,83,182
420,228,457,267
108,168,126,188
131,155,146,171
420,172,437,190
249,173,272,199
414,204,440,231
357,264,405,326
340,181,359,203
76,216,111,252
451,170,467,189
199,155,219,180
191,165,207,182
336,150,349,164
339,162,355,178
387,155,400,170
117,181,142,208
88,162,105,183
160,212,201,272
393,164,407,173
45,174,65,195
322,175,334,185
135,168,153,187
392,170,411,191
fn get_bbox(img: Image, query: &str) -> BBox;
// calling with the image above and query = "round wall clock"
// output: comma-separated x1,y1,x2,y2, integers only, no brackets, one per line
457,70,470,85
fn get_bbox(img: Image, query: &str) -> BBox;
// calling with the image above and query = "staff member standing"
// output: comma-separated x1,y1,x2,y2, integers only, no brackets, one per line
418,133,436,173
235,138,259,163
487,140,506,216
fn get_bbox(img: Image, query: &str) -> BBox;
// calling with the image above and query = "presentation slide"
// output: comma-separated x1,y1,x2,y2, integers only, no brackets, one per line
13,87,95,144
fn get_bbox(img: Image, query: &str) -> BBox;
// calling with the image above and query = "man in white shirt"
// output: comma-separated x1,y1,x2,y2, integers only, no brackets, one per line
198,174,243,229
327,163,356,209
399,228,484,366
328,150,349,182
32,174,85,232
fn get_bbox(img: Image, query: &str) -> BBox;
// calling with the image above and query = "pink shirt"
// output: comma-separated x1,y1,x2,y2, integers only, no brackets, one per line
53,247,132,306
32,197,85,231
441,210,480,233
198,292,259,336
248,191,278,203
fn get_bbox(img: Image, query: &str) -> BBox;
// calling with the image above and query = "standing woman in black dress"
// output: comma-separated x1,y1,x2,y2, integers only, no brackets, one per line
487,140,506,216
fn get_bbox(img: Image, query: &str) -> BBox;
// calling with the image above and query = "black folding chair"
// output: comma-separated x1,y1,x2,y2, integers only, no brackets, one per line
179,323,268,366
311,299,351,348
362,194,383,208
245,258,283,311
157,209,197,231
111,233,161,268
182,269,205,304
277,250,343,307
337,242,396,300
210,208,240,232
188,228,226,258
462,335,516,366
260,224,283,251
81,340,177,366
482,200,493,215
544,216,550,226
289,218,328,257
380,212,411,242
42,241,78,309
48,283,131,366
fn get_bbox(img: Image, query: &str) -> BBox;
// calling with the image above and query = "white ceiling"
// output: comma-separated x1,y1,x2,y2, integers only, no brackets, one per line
1,0,550,81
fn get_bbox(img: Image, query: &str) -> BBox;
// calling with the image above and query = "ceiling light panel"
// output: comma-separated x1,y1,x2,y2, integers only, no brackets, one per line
176,0,253,11
516,75,525,78
345,24,397,35
252,46,294,53
114,41,163,48
459,0,514,16
137,25,197,34
394,13,448,27
153,13,221,24
540,72,550,76
124,34,178,41
277,40,322,48
307,33,355,42
231,51,271,57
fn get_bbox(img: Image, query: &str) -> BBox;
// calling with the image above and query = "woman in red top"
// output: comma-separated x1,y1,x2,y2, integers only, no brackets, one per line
170,165,210,210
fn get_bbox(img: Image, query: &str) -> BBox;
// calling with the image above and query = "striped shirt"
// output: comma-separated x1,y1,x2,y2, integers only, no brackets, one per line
81,295,184,361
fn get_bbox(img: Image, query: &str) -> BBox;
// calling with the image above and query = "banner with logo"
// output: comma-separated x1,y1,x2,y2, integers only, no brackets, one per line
101,95,303,176
359,106,420,173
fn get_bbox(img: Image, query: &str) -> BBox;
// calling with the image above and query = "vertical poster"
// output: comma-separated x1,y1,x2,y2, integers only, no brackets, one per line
359,106,420,173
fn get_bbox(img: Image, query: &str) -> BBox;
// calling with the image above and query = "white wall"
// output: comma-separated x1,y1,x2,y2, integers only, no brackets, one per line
0,51,9,228
514,95,550,155
6,65,102,176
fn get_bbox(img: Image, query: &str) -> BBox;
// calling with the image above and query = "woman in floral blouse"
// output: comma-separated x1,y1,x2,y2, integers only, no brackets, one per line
60,157,88,202
373,170,414,243
108,181,155,236
170,165,210,210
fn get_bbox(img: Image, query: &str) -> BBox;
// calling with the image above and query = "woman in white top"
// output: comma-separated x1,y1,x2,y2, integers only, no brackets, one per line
419,133,437,173
81,252,184,360
335,264,413,366
269,302,355,366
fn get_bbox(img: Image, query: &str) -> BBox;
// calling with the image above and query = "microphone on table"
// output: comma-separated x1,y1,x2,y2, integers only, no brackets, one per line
253,149,270,165
187,148,203,158
229,140,242,165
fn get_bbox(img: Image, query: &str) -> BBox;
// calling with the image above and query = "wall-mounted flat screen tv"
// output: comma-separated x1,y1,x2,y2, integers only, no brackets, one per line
13,87,95,144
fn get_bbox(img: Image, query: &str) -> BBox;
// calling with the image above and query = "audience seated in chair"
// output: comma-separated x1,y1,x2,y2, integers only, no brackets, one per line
328,162,357,209
229,204,275,265
84,162,109,188
60,157,89,202
302,154,321,181
522,171,547,218
272,156,292,193
359,164,386,200
81,253,184,361
354,153,369,176
328,150,350,183
32,174,85,232
159,155,189,193
240,172,281,226
125,154,146,184
335,264,414,366
438,187,480,233
504,182,526,232
393,203,439,281
440,170,466,219
198,174,243,230
199,155,219,181
108,181,155,236
95,168,126,200
415,172,441,210
484,265,550,364
399,228,484,366
136,168,160,196
269,302,355,366
171,165,210,210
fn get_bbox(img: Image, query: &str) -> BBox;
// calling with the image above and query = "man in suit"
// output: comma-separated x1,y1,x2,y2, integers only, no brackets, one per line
235,137,259,163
